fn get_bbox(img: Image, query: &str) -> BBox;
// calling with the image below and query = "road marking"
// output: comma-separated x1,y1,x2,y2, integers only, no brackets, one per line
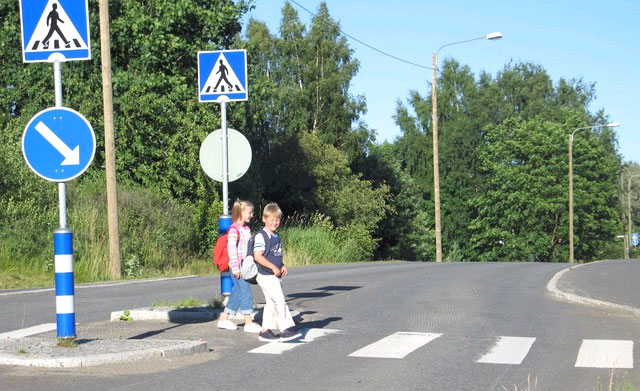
249,328,343,354
0,275,198,297
575,339,634,368
0,323,56,339
477,336,536,364
349,332,442,359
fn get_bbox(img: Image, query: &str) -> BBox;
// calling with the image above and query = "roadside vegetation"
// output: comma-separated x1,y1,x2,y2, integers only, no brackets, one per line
1,1,639,289
0,177,365,289
502,371,635,391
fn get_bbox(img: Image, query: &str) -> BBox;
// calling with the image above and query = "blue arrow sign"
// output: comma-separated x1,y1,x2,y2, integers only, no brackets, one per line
22,107,95,182
198,50,248,102
19,0,91,63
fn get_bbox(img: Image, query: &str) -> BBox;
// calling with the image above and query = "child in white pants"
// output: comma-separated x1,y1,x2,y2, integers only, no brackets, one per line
253,203,301,342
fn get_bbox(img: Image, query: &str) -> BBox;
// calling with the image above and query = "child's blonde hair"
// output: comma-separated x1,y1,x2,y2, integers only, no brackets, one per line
262,202,282,219
231,199,253,222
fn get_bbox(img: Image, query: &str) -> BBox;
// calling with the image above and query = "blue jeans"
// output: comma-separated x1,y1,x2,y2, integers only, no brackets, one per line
224,273,254,316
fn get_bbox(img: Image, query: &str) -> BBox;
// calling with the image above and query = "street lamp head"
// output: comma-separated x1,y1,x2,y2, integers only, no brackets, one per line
486,32,503,40
607,122,621,127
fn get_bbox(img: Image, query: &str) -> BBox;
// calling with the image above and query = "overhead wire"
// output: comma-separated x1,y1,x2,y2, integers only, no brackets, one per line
288,0,432,70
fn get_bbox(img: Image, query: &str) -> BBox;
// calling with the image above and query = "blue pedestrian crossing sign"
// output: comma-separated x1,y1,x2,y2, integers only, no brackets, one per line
22,107,96,182
198,50,248,102
19,0,91,63
633,233,639,247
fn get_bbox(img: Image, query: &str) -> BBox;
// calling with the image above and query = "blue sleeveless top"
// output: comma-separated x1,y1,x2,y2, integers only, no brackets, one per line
255,228,283,275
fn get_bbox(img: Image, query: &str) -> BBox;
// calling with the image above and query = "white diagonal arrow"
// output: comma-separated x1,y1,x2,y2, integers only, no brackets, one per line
34,121,80,165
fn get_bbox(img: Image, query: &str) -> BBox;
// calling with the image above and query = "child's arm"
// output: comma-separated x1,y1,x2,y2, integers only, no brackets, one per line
281,247,288,276
227,227,241,277
253,251,281,276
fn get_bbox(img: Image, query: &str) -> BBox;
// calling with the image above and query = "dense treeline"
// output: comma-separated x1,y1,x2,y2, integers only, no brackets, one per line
1,0,639,284
393,61,626,262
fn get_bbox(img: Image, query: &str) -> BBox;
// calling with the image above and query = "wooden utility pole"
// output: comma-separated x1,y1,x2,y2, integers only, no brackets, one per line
99,0,121,278
431,53,442,263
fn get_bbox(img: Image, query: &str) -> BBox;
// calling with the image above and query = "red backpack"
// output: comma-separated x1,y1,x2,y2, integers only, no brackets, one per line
213,226,239,272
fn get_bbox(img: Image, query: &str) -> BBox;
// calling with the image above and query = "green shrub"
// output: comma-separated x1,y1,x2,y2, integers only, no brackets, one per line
281,213,367,265
67,180,212,276
0,178,220,288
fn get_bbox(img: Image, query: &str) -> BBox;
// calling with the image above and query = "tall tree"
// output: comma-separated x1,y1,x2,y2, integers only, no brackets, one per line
468,114,620,262
394,59,486,260
394,60,621,261
355,142,434,261
237,2,387,257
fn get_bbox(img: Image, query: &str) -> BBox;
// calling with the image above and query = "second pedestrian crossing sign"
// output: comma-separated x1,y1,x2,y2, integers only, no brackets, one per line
198,50,248,102
19,0,91,63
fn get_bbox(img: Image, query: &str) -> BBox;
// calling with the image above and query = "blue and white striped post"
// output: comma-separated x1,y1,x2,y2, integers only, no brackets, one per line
219,214,233,300
54,228,75,339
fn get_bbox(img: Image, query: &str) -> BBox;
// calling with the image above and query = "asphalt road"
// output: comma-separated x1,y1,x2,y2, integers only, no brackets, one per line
1,261,638,390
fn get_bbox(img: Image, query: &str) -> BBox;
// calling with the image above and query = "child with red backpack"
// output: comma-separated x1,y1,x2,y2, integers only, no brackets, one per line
216,199,261,333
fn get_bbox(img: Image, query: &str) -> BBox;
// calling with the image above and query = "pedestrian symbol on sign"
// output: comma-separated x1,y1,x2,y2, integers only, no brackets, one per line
213,60,232,92
43,4,71,49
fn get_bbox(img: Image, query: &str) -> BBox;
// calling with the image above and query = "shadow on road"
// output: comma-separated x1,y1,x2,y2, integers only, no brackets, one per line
287,285,361,299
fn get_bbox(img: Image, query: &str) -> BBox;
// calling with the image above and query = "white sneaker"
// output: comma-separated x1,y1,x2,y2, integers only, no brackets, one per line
243,322,261,333
217,319,237,330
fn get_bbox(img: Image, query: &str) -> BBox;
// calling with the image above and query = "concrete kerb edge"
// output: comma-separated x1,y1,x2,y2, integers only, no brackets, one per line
0,340,208,368
110,307,224,322
110,306,274,323
546,260,640,319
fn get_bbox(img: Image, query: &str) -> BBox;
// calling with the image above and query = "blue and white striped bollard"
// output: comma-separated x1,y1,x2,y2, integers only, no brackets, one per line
54,228,76,339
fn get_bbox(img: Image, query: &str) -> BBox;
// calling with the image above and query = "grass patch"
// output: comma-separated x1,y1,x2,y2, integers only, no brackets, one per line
503,372,635,391
56,338,77,348
502,374,537,391
151,296,224,310
593,370,635,391
152,297,203,309
208,297,225,309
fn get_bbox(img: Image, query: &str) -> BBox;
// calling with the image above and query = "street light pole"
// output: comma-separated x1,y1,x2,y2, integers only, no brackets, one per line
568,122,620,263
628,174,640,259
431,32,502,262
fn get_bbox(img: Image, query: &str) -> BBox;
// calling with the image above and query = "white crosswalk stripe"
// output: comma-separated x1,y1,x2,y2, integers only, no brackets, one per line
477,336,536,365
245,328,635,369
348,332,442,359
575,339,634,368
249,328,343,354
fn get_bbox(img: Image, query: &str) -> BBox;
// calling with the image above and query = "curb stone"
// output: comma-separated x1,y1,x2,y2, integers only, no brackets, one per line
0,338,208,368
546,260,640,319
110,306,225,322
110,306,299,323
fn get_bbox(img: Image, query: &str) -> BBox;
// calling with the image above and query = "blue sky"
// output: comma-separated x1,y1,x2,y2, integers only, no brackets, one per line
243,0,639,164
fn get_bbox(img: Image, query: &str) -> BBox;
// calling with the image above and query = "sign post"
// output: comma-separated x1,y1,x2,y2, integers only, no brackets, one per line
198,49,248,298
19,0,93,340
22,107,96,340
